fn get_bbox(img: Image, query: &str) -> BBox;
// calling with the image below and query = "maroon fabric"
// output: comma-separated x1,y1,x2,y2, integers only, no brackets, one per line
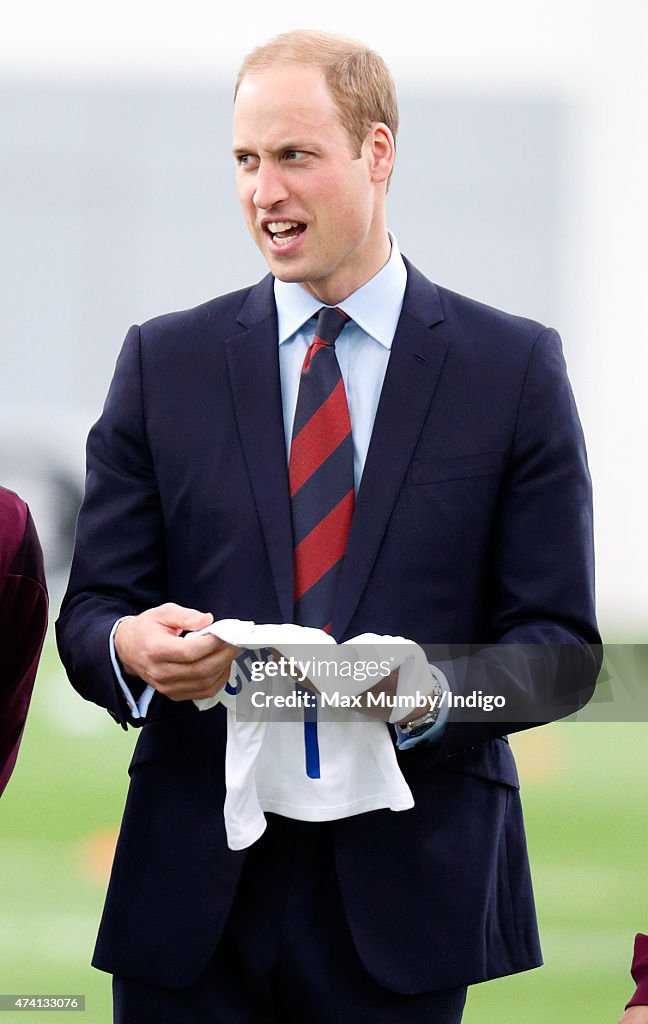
626,933,648,1008
0,487,48,796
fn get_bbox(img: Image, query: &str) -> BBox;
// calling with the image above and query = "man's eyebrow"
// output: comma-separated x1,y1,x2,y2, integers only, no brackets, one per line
232,141,318,157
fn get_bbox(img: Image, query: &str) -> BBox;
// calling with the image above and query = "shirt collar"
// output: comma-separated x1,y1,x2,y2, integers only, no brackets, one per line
273,233,407,349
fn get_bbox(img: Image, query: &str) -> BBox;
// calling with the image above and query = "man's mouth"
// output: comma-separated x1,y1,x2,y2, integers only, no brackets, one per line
265,220,307,246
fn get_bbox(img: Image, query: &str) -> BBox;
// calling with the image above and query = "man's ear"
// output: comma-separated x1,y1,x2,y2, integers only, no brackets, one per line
364,123,395,185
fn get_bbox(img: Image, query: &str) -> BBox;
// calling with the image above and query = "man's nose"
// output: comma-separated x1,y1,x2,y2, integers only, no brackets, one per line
253,161,289,210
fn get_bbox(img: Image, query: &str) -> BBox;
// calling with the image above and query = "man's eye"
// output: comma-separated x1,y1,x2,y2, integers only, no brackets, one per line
237,154,259,169
284,150,306,161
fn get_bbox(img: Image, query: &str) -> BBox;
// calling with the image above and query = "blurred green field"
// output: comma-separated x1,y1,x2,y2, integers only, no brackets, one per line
1,636,647,1023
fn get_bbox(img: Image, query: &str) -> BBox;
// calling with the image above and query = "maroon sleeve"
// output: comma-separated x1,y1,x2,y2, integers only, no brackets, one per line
626,933,648,1008
0,489,48,796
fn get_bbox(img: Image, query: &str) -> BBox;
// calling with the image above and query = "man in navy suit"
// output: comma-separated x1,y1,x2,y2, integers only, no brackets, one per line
57,30,601,1023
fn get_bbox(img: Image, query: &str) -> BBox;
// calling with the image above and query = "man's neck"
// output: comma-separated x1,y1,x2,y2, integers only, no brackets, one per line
297,233,392,307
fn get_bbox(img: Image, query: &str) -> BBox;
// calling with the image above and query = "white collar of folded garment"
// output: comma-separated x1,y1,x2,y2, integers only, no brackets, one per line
273,231,407,349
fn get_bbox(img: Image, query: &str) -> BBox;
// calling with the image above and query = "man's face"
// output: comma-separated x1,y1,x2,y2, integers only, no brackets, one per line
233,64,391,305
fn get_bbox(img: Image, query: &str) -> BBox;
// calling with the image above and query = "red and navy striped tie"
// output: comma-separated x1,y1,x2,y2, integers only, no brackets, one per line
289,305,354,776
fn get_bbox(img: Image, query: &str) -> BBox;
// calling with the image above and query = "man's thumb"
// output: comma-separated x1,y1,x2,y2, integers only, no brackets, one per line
157,603,214,632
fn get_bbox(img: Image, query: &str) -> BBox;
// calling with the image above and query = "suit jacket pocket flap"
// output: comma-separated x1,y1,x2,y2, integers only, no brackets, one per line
411,451,503,484
439,737,519,788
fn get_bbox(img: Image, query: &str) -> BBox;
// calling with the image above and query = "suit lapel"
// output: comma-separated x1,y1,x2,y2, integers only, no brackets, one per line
331,260,448,638
224,275,294,622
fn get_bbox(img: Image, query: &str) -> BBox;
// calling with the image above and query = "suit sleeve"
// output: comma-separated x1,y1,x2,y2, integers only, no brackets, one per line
428,328,602,760
56,325,166,728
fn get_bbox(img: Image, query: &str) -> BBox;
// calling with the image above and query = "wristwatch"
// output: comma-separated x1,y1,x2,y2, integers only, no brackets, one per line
398,680,444,738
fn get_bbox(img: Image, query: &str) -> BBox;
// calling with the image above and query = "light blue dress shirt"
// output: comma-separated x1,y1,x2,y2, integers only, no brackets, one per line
111,234,449,744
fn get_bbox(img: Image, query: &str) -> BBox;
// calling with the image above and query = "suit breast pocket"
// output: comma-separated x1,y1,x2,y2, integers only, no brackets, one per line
409,450,504,485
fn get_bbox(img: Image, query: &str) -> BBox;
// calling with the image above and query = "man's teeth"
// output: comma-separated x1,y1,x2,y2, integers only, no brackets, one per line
267,221,300,232
266,220,305,245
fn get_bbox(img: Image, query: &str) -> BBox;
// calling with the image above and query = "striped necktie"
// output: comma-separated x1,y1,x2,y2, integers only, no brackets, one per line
289,305,354,630
288,305,354,777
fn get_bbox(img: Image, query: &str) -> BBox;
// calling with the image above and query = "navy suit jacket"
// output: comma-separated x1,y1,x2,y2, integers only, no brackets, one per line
56,259,601,993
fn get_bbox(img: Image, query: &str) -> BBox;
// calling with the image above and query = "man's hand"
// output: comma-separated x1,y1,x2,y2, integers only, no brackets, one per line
619,1008,648,1023
359,669,436,725
114,603,241,702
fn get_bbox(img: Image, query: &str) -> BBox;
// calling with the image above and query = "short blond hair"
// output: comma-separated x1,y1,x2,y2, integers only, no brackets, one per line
235,30,399,158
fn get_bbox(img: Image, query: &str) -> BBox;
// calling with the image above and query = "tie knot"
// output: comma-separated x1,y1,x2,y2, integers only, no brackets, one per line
314,306,350,346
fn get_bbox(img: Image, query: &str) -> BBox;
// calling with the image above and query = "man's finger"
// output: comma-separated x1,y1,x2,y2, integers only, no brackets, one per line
156,603,214,632
150,643,241,684
160,631,233,665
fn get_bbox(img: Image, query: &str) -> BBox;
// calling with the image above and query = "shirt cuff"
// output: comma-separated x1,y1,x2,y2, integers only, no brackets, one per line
394,661,452,750
109,616,155,719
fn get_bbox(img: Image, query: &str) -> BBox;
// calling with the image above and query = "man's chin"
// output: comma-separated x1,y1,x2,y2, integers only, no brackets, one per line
265,258,309,284
257,247,325,298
